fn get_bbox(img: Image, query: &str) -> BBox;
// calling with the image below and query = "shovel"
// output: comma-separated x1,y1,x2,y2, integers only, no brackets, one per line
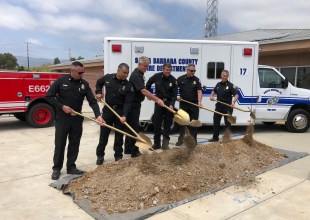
100,99,152,147
161,104,202,127
178,98,236,124
71,111,152,152
215,99,256,119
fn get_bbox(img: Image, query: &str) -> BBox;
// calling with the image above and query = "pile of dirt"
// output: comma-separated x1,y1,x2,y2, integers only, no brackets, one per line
65,130,285,214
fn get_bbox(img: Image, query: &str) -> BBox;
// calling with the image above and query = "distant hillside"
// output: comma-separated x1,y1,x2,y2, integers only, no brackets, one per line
16,56,68,67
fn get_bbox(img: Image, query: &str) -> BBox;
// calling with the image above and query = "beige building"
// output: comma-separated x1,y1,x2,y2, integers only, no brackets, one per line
208,29,310,89
50,56,104,90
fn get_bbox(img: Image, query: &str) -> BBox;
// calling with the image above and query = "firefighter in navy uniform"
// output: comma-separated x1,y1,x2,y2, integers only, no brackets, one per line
46,61,104,180
95,63,133,164
124,56,164,157
175,64,203,146
209,70,238,142
146,63,178,150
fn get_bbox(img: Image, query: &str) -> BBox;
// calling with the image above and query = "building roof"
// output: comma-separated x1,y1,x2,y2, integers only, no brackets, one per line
50,56,103,68
207,29,310,44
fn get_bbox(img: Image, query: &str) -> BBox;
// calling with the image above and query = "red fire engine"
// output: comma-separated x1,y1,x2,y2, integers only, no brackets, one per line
0,71,67,128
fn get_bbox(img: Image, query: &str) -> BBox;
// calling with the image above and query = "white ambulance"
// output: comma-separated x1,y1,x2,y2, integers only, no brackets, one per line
103,37,310,133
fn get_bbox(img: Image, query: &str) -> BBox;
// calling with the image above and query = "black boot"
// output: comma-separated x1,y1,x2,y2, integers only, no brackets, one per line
162,136,170,150
175,135,183,146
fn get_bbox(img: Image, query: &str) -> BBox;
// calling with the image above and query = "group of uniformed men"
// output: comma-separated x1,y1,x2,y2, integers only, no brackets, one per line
46,57,238,180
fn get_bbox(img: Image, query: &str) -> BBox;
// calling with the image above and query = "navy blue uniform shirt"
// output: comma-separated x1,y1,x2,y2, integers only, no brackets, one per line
146,72,178,106
177,74,202,102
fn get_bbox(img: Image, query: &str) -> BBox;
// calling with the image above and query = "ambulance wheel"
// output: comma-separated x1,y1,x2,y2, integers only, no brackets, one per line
27,103,55,128
285,109,310,133
14,113,26,121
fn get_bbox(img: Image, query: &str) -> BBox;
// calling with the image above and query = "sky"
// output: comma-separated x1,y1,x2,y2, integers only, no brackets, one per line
0,0,309,60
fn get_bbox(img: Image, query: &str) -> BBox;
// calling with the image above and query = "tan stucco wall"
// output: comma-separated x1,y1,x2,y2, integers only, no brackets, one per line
259,51,310,67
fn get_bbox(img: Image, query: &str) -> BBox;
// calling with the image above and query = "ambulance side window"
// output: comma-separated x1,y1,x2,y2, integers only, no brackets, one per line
258,68,283,88
207,62,224,79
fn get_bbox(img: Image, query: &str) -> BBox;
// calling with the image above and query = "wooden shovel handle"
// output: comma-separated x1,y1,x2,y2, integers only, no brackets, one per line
72,111,139,140
162,104,176,114
100,99,140,138
179,98,229,117
216,99,251,113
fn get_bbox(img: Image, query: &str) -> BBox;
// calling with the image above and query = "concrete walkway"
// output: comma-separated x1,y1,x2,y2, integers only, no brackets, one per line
0,106,309,219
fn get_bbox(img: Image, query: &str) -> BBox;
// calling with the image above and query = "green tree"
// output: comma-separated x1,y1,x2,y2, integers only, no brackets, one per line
70,57,76,61
18,66,25,71
0,53,18,70
54,57,60,64
77,56,84,60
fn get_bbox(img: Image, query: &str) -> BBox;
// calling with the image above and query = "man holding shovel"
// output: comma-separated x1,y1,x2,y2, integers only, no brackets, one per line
46,61,104,180
176,64,203,145
209,70,238,142
146,63,178,150
124,56,165,157
95,63,133,164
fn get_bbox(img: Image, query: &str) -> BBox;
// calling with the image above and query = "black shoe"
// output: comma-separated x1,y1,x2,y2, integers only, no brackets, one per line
162,145,170,150
51,170,61,180
115,157,122,161
131,151,142,158
175,140,183,146
96,156,104,165
67,168,84,175
208,138,219,142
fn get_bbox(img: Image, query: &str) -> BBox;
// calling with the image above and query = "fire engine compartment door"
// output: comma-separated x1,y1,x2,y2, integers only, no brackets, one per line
0,74,26,112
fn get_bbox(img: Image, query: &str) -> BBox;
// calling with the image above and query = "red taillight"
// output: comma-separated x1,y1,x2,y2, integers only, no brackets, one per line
243,48,252,56
112,44,122,52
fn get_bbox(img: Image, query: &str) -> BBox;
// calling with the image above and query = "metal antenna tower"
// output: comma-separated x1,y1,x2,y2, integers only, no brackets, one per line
205,0,218,38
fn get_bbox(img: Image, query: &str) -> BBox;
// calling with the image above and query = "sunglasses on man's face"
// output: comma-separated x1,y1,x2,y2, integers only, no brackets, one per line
189,69,196,73
78,71,84,74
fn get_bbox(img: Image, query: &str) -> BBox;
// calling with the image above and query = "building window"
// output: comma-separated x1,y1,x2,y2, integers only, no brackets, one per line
280,67,296,86
297,67,310,89
279,66,310,89
207,62,224,79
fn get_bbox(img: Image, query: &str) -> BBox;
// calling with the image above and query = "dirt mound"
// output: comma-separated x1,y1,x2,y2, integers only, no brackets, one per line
65,135,284,214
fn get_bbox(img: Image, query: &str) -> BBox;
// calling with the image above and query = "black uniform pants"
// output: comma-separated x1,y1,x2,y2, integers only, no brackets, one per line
212,103,233,139
124,102,141,155
153,102,174,146
179,102,199,142
53,113,83,171
96,107,125,159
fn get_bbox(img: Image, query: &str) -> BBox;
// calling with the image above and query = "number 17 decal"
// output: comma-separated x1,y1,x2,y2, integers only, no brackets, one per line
240,68,247,75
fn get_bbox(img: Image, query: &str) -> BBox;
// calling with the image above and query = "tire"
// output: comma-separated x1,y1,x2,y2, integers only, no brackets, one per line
285,109,310,133
14,113,26,121
262,122,276,125
26,103,55,128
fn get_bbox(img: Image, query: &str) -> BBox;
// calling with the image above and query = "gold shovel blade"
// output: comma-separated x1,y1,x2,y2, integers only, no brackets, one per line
189,120,202,127
173,109,190,125
250,112,256,119
227,112,236,124
135,133,153,154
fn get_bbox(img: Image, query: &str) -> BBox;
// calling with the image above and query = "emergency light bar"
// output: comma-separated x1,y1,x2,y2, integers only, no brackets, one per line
243,48,252,56
112,44,122,52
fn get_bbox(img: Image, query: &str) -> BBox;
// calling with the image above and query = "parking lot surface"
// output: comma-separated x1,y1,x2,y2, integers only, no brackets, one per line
0,111,309,219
